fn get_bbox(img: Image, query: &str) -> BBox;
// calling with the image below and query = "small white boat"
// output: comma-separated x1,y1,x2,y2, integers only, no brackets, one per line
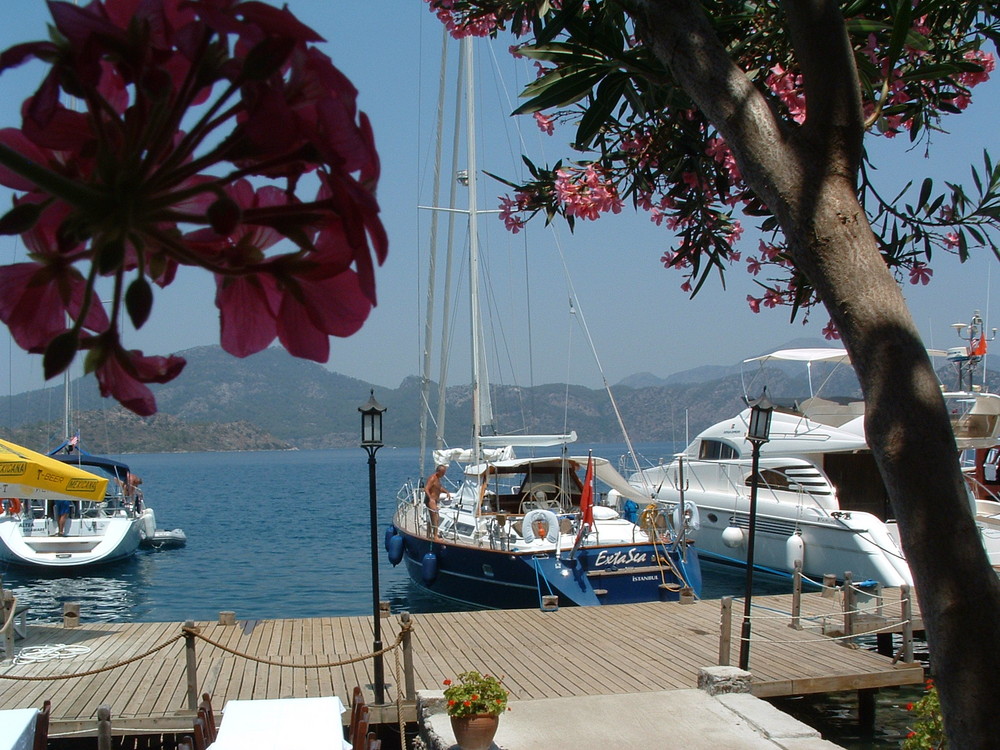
140,528,187,550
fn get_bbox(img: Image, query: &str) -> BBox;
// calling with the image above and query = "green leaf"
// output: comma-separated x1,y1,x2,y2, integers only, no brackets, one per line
575,74,627,148
515,68,607,114
917,177,933,210
518,42,606,66
885,0,913,73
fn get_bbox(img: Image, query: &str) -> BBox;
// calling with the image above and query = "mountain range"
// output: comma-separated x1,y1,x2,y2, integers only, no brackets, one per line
0,343,993,454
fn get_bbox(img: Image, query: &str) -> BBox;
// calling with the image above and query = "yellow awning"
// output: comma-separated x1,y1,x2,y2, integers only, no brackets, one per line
0,438,109,502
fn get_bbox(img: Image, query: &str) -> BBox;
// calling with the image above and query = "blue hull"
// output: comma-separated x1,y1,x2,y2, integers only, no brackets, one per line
390,526,702,609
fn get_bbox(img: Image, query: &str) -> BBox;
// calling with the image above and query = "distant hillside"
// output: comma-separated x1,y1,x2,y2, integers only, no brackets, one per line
0,410,290,455
0,344,993,453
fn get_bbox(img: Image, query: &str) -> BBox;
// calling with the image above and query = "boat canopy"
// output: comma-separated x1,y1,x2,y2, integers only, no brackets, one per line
463,454,650,503
0,438,108,502
479,432,577,447
744,348,850,364
433,432,578,467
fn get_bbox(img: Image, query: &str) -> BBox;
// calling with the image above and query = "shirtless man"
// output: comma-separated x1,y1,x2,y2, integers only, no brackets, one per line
423,464,450,540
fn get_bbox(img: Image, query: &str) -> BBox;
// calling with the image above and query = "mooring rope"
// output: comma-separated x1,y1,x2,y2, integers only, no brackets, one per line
0,634,184,681
13,644,91,665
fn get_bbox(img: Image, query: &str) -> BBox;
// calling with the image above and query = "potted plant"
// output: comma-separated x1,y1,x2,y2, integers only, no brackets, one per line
443,671,509,750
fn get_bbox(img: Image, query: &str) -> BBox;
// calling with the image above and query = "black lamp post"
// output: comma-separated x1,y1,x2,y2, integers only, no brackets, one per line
359,389,386,703
739,387,774,671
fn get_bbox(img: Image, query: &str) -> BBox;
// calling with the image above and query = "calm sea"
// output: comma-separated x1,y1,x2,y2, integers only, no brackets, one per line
0,444,922,748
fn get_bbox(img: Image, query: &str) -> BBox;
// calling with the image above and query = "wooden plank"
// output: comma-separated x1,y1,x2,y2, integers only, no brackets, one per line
0,588,927,737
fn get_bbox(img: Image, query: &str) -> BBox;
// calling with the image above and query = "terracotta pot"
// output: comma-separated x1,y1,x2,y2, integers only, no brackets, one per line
450,713,500,750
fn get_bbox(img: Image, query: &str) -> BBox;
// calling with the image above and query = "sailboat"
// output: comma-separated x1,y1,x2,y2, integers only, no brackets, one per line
386,35,701,609
0,436,145,568
0,375,184,568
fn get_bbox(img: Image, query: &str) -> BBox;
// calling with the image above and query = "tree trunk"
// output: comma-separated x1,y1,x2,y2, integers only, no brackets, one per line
789,177,1000,748
629,0,1000,744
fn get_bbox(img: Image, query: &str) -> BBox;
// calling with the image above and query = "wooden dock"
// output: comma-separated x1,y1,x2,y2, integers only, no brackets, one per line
0,588,925,738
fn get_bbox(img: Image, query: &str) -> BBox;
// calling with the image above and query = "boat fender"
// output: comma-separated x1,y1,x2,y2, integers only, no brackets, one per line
387,534,404,566
521,509,560,544
672,503,700,534
785,532,805,570
384,525,398,552
421,552,438,584
721,524,744,548
140,508,157,539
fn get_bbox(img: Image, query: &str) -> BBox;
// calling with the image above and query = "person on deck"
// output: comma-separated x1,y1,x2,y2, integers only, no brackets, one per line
54,499,72,536
424,464,451,540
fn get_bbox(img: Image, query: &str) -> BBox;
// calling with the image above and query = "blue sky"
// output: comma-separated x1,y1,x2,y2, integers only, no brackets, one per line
1,1,999,400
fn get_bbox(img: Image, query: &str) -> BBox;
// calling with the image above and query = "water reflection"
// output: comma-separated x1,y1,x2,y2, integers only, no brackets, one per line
1,556,150,623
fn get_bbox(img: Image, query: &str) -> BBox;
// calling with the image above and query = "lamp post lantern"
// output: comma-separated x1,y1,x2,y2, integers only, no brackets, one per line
359,389,386,703
739,387,774,671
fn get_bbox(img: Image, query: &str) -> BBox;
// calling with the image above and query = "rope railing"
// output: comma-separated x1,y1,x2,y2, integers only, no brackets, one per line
0,613,417,748
717,572,916,668
0,620,413,675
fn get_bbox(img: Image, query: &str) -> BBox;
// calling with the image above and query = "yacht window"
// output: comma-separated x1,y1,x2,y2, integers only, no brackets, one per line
699,440,738,460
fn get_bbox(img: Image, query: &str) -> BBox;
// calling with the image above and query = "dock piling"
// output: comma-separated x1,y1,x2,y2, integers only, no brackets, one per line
183,620,199,711
790,563,802,630
401,612,415,700
718,596,732,666
901,585,914,663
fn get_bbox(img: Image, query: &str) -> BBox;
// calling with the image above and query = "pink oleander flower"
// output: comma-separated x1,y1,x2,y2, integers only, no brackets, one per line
766,63,807,124
534,112,555,135
554,164,623,220
425,0,501,38
908,262,933,285
499,193,529,234
944,232,961,249
822,320,841,340
762,288,783,308
0,0,387,414
958,49,995,87
747,295,761,314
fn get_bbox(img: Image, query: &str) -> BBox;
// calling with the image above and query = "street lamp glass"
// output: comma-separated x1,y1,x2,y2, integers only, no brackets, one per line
747,389,774,443
359,390,386,447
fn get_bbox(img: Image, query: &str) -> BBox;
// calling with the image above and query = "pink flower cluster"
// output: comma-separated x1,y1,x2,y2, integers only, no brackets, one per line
499,192,531,233
765,64,806,124
425,0,501,38
553,165,623,220
0,0,386,415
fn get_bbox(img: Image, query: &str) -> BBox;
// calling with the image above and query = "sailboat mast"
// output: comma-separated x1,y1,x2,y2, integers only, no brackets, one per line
464,35,485,463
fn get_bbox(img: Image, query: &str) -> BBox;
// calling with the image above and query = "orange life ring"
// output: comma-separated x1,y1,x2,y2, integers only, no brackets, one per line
4,498,21,514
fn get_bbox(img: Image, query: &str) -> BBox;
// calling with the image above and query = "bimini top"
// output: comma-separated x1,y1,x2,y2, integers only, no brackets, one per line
466,454,650,503
744,348,850,364
746,346,953,365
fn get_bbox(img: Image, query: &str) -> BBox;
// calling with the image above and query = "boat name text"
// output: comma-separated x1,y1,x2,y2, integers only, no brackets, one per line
594,548,648,567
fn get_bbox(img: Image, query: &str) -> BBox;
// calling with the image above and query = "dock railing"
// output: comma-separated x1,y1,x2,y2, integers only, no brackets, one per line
718,569,918,667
